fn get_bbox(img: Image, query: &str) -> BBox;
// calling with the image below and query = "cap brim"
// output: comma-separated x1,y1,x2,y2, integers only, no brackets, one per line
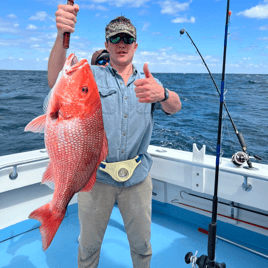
97,53,110,61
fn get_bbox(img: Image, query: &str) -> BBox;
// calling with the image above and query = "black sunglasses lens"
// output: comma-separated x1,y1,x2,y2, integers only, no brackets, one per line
124,36,134,44
110,36,121,44
109,34,135,44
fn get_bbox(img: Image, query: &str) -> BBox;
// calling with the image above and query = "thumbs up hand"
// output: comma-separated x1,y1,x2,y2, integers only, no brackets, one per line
134,63,165,103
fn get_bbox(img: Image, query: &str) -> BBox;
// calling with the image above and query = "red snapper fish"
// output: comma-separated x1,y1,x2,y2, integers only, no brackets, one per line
25,53,108,251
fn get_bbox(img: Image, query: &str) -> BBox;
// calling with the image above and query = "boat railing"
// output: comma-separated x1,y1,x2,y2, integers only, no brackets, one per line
1,147,267,185
0,154,49,180
149,152,268,182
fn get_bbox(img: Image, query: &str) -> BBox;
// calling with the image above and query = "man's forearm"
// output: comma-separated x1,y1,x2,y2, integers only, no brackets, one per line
47,34,67,89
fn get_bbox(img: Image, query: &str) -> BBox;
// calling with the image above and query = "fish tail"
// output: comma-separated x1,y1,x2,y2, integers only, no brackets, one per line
29,203,65,251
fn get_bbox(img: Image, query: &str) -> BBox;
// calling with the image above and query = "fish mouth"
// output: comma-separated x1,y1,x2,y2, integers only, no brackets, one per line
65,53,89,74
70,55,79,67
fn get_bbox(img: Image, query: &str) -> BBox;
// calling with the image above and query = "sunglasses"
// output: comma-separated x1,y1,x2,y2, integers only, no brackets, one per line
108,34,135,45
97,59,110,65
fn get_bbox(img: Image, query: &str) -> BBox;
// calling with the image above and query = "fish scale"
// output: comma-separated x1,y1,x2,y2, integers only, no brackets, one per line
25,53,108,251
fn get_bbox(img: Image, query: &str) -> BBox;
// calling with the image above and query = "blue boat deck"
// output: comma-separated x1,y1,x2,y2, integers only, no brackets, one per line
1,203,267,268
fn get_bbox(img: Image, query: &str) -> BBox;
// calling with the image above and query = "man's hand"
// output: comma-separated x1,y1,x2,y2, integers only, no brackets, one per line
134,63,165,103
55,4,79,37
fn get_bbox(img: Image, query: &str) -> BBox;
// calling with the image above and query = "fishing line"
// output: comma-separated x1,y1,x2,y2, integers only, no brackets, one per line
180,23,262,169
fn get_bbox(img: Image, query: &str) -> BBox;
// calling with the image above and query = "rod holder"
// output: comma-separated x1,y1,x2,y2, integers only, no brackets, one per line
9,165,18,180
242,176,252,191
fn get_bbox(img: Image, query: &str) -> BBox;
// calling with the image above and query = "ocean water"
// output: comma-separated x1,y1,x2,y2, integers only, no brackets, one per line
0,70,267,165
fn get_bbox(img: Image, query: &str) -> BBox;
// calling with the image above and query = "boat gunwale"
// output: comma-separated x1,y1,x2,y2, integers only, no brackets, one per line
1,146,267,182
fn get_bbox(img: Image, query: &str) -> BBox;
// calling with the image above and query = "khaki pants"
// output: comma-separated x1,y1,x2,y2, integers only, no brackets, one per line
77,175,152,268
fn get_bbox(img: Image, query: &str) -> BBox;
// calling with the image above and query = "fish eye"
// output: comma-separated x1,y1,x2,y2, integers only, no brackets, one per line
81,87,88,94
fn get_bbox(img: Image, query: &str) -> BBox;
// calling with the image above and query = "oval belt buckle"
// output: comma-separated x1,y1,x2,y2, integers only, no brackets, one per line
118,167,129,179
115,165,131,182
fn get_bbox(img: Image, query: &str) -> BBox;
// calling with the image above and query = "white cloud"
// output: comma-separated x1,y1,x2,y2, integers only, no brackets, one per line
229,64,239,67
84,0,150,8
29,11,54,22
0,27,18,33
160,0,192,15
159,1,195,24
27,24,38,30
237,3,268,19
81,4,108,11
141,51,159,56
142,22,150,31
172,16,195,23
7,14,17,19
30,37,41,41
159,47,173,52
260,26,268,30
45,33,57,39
0,20,19,33
0,41,10,46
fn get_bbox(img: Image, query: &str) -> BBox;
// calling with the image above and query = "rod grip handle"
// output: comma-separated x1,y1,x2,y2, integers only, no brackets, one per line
63,0,74,49
207,222,217,262
237,132,247,151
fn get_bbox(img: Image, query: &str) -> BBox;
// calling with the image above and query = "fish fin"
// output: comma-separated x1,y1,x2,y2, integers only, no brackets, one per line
99,132,109,163
29,203,65,251
25,114,46,133
43,88,53,113
79,169,97,192
42,163,55,190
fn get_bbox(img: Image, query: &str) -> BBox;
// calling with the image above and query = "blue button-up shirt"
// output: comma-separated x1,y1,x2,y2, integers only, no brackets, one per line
91,64,163,187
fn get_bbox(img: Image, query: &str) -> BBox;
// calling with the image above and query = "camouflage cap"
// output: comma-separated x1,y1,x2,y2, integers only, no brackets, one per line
91,49,110,65
105,16,137,40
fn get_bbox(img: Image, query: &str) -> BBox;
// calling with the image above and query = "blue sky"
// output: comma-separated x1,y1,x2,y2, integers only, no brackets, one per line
1,0,268,73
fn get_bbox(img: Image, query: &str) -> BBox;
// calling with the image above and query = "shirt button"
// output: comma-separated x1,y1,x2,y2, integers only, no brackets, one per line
122,150,125,154
120,82,123,85
125,97,127,100
123,132,126,136
124,115,127,118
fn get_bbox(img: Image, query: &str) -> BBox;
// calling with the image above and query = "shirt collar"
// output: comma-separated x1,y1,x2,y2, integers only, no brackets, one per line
107,63,138,76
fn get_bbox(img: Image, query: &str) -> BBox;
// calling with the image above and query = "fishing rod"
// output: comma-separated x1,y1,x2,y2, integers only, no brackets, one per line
185,1,230,267
180,15,262,169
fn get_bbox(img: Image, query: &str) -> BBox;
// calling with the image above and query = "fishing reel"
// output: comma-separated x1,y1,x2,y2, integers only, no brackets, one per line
231,151,262,169
185,251,226,268
231,151,249,166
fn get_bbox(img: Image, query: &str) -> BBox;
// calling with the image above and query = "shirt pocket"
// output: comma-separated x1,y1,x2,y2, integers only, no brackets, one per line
99,87,117,114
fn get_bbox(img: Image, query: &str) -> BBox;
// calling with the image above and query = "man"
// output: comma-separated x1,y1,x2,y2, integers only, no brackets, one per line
91,49,110,67
48,4,181,268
